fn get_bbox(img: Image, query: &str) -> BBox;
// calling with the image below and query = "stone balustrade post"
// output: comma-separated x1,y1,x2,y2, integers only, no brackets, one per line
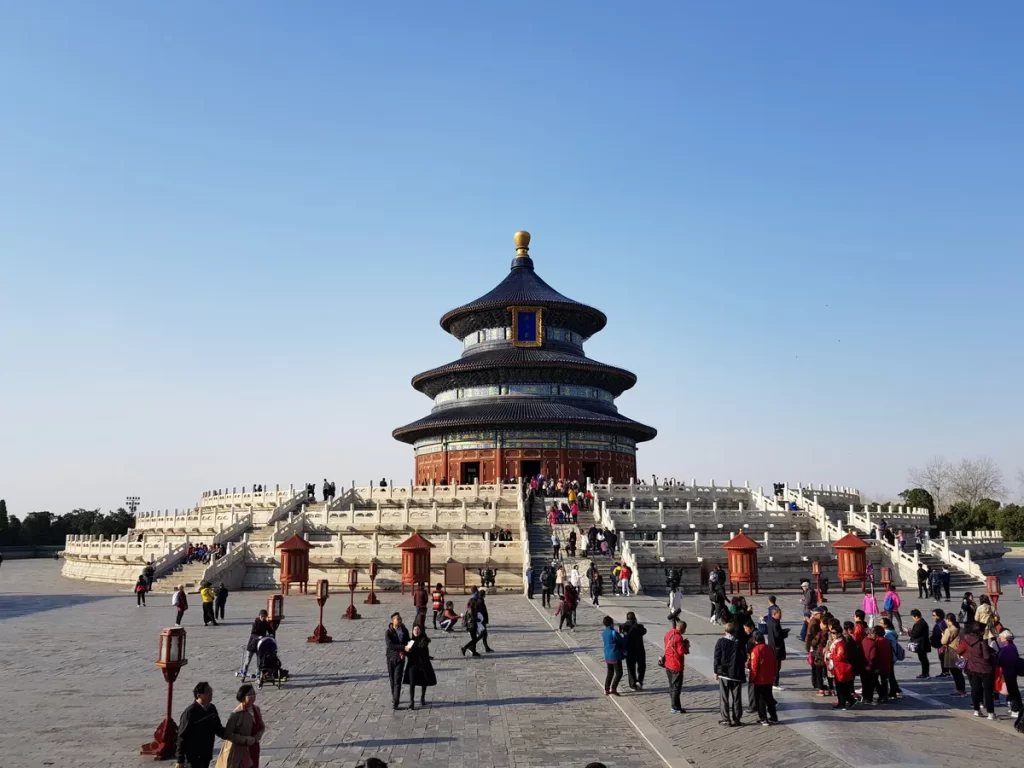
474,477,480,501
657,531,664,557
658,502,665,525
431,503,438,525
738,502,744,513
372,531,379,558
446,532,453,559
629,502,635,522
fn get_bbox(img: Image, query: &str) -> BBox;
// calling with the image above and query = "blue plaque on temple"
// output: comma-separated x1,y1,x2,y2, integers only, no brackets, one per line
517,311,537,342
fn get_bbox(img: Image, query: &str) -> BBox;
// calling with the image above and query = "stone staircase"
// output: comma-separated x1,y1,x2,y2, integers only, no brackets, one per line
526,500,598,593
151,561,209,592
914,551,982,591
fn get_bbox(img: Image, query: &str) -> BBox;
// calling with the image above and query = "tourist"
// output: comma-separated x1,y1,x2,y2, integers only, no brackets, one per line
135,575,148,607
929,568,942,602
591,572,603,606
552,532,561,561
172,584,188,625
477,590,494,652
916,565,928,599
214,684,263,768
663,618,688,713
941,613,966,696
960,592,977,626
174,682,240,768
908,609,930,678
713,621,746,726
460,600,484,657
852,610,868,643
548,504,559,527
930,609,948,677
799,581,817,640
975,594,998,640
402,624,437,709
379,477,387,488
619,562,632,596
200,581,219,626
556,564,566,597
748,631,779,725
828,621,856,710
569,564,581,592
862,625,893,704
897,530,906,552
558,584,577,631
764,605,787,689
439,601,460,632
386,613,411,709
622,611,647,691
878,617,904,698
541,566,555,607
668,584,683,623
1017,573,1024,597
709,574,725,623
567,529,577,557
412,582,429,627
215,582,229,621
997,630,1022,716
958,620,997,719
941,567,951,601
807,610,831,696
237,609,275,679
525,564,534,599
862,588,878,628
882,584,903,634
431,583,445,629
602,616,625,695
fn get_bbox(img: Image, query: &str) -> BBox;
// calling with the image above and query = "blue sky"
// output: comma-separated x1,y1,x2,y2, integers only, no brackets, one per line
1,3,1022,516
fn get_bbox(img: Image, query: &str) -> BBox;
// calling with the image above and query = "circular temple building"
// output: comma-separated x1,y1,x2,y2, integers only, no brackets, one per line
393,231,656,485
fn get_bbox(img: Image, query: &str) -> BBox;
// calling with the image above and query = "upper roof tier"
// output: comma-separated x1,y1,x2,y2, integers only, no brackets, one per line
439,232,608,340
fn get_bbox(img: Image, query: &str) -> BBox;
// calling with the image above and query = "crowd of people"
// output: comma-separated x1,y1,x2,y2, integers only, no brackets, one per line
186,542,225,565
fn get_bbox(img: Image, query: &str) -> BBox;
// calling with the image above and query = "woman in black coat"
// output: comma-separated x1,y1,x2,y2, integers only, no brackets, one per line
402,624,437,708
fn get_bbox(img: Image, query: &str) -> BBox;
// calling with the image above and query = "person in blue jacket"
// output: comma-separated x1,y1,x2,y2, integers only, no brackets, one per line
602,615,626,695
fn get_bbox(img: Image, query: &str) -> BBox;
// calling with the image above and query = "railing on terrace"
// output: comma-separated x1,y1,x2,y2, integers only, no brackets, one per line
197,485,294,510
305,503,520,531
200,540,247,584
251,531,524,564
327,481,521,510
601,502,807,528
624,530,832,560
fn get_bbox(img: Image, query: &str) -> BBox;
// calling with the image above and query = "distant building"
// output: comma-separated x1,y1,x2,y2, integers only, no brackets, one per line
393,231,656,484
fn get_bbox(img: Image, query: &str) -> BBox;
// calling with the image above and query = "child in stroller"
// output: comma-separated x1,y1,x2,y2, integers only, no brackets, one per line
255,636,288,689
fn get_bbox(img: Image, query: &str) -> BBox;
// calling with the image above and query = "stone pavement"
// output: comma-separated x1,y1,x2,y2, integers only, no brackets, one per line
3,559,1024,768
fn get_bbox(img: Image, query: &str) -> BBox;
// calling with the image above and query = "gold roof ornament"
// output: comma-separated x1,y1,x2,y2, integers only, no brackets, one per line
514,230,531,258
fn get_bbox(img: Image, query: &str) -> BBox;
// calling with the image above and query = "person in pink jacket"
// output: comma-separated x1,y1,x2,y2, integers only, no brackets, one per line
863,589,879,628
882,585,904,634
1016,573,1024,597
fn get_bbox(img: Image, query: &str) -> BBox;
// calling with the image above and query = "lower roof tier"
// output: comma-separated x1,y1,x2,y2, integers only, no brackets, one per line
411,347,638,398
392,400,657,444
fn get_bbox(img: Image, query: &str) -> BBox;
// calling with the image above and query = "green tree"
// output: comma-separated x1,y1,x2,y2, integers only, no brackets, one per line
6,514,21,546
19,511,55,546
899,488,934,511
994,504,1024,541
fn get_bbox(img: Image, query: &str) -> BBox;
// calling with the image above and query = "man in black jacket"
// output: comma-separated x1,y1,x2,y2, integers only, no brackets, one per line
713,621,747,727
174,682,248,768
385,613,411,710
908,609,930,678
214,582,229,621
621,612,648,691
764,606,788,689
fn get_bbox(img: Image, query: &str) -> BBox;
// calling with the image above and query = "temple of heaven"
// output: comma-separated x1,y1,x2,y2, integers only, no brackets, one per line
393,231,657,485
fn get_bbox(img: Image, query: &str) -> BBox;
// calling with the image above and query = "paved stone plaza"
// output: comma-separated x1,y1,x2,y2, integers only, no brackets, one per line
2,559,1024,768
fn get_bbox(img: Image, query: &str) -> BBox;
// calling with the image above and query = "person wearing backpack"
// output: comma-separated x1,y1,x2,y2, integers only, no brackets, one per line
879,617,904,698
882,585,903,634
541,566,555,608
663,618,689,714
958,620,997,719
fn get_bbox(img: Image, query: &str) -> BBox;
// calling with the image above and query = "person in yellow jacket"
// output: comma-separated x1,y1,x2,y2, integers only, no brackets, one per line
200,582,219,626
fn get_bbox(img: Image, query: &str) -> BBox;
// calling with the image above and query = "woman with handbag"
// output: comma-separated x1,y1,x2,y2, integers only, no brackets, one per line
958,621,997,719
941,614,966,696
215,684,263,768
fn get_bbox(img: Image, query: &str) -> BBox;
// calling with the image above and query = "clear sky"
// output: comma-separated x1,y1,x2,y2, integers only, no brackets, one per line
1,3,1022,518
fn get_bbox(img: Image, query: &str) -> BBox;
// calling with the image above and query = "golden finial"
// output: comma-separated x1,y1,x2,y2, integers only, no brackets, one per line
514,230,531,258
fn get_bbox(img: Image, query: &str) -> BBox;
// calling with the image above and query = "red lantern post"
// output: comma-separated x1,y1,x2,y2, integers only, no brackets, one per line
397,533,435,594
832,532,869,593
267,594,284,632
140,626,188,760
364,559,381,604
985,575,1002,610
721,532,761,596
344,568,360,619
307,579,333,643
880,566,893,591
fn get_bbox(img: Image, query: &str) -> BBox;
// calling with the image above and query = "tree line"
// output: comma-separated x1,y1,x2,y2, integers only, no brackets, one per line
0,499,136,547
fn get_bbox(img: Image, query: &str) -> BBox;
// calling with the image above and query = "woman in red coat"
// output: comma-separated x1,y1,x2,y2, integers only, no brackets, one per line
748,632,779,724
828,621,855,709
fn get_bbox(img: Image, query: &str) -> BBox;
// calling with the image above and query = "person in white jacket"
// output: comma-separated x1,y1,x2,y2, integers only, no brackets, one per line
569,565,581,590
668,586,684,624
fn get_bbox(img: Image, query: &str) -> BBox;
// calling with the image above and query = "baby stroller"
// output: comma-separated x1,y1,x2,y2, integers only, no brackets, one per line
255,636,288,689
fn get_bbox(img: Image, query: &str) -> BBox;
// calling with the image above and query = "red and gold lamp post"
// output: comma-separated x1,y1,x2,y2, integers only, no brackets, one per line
140,626,188,760
364,559,381,604
307,579,333,643
880,567,893,591
344,568,360,619
267,594,284,633
985,575,1002,610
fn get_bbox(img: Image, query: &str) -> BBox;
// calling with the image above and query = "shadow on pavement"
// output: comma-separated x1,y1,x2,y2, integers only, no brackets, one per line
0,593,116,620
